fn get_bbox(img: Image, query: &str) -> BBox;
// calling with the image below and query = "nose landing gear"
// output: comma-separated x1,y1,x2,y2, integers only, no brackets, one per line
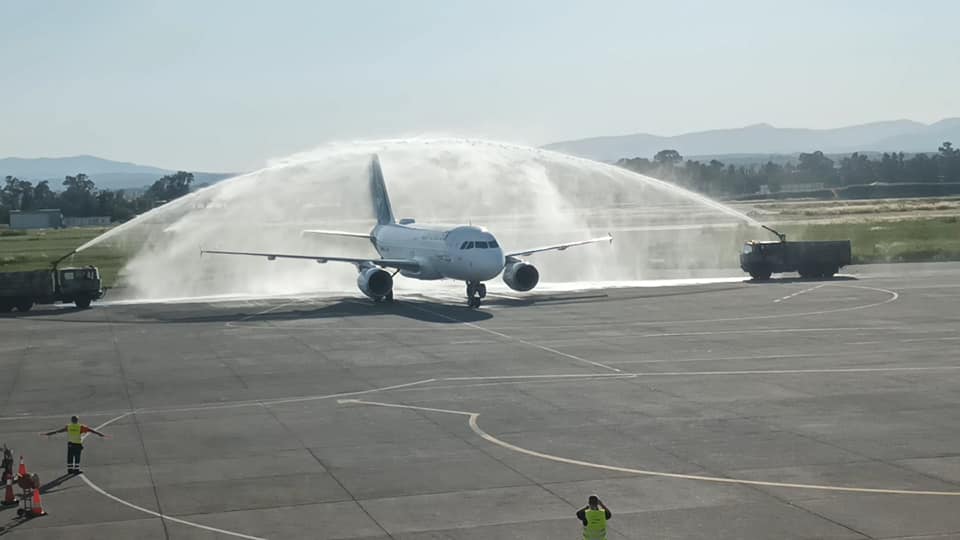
466,281,486,308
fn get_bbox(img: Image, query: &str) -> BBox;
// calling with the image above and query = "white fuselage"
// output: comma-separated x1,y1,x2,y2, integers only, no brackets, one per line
371,223,505,282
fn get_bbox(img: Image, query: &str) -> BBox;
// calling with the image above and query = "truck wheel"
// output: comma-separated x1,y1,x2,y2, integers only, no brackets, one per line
15,299,33,312
749,270,772,281
0,301,12,313
798,267,814,279
75,297,92,309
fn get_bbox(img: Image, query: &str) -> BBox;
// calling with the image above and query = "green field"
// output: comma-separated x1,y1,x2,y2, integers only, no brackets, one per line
0,227,127,286
778,217,960,264
2,216,959,287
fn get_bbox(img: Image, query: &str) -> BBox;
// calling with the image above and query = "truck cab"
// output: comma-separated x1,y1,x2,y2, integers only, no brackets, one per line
57,266,103,308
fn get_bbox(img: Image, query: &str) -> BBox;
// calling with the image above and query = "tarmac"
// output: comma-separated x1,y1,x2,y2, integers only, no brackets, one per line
0,261,959,539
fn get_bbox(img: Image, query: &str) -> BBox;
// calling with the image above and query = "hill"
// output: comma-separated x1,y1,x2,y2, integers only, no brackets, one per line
544,119,960,162
0,155,235,190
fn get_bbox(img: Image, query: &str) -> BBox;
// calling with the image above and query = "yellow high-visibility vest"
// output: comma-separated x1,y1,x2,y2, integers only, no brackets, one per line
67,423,83,444
583,508,607,540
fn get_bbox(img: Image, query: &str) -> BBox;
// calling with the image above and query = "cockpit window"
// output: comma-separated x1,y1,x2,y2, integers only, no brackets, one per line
461,240,499,249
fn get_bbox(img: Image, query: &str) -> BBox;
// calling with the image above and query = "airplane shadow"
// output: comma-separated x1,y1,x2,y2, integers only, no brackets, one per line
1,283,751,325
147,296,499,325
745,275,859,285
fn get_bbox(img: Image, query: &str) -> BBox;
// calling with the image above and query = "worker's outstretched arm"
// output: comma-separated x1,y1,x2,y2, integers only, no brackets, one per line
44,427,66,436
84,426,106,437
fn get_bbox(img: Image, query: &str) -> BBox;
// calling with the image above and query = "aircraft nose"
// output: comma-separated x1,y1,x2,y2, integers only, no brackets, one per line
484,249,505,278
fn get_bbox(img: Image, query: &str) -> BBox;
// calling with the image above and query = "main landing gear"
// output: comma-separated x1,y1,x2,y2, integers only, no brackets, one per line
466,281,486,308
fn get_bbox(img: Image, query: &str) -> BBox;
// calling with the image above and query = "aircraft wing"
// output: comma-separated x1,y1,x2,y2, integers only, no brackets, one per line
201,249,420,272
505,234,613,258
301,229,373,239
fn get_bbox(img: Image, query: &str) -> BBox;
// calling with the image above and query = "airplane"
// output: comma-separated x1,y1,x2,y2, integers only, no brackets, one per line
202,155,612,308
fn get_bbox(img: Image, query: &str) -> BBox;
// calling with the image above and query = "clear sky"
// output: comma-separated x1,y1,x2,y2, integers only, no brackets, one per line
2,1,958,171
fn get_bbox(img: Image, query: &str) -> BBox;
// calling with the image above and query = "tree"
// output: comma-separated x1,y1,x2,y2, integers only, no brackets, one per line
146,171,194,203
797,151,836,185
938,141,960,182
878,152,905,182
838,152,874,186
32,181,57,209
60,173,98,217
1,176,35,211
904,153,937,183
653,149,683,166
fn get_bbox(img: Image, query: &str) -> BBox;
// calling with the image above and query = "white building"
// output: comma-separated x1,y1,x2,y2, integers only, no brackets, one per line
63,216,112,228
9,209,63,230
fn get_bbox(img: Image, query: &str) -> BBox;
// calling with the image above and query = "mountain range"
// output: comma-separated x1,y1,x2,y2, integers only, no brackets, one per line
0,155,235,190
543,119,960,163
5,119,959,187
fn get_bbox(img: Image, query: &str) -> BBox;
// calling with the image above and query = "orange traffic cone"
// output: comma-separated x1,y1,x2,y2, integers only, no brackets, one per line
0,472,16,506
30,486,45,517
17,456,26,477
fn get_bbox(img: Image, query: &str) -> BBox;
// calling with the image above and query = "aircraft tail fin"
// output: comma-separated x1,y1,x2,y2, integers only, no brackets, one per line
369,154,395,225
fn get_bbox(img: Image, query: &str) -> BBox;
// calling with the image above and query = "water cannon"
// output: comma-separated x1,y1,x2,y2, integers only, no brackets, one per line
762,225,786,242
51,249,78,271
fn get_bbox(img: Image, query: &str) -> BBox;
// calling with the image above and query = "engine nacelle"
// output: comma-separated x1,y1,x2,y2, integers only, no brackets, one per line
357,266,393,299
502,260,539,292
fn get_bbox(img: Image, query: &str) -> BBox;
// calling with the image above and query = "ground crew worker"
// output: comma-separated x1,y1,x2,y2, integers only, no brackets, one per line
576,494,612,540
44,416,105,474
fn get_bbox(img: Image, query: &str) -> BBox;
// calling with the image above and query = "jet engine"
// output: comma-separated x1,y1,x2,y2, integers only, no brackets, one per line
357,266,393,300
502,260,539,292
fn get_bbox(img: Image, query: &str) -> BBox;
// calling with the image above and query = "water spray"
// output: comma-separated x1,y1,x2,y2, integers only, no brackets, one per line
76,138,766,300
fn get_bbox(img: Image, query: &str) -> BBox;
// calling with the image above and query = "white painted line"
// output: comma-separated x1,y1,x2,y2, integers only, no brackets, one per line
774,283,826,303
640,326,897,338
609,345,960,365
444,373,632,381
220,284,899,335
0,379,436,422
80,414,268,540
633,366,960,377
406,303,622,373
475,284,902,332
899,336,960,343
389,376,640,394
344,399,960,497
253,378,436,408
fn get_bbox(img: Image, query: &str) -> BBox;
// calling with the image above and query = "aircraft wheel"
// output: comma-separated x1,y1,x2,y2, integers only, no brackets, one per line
477,283,487,298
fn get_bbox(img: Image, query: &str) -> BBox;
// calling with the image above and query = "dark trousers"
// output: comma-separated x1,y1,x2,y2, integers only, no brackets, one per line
67,442,83,471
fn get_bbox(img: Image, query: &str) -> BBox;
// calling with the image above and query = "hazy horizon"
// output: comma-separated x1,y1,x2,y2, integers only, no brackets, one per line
2,0,958,171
